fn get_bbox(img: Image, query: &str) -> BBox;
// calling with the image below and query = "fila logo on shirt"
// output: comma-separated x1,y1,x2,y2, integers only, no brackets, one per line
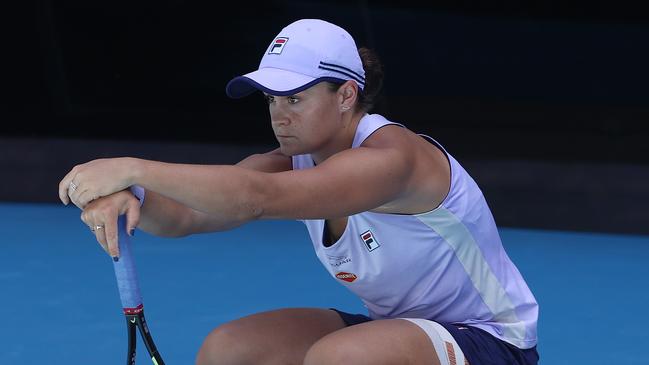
268,37,288,54
360,230,380,251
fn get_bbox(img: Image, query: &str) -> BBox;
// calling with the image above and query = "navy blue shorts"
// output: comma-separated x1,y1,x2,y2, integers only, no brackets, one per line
331,309,539,365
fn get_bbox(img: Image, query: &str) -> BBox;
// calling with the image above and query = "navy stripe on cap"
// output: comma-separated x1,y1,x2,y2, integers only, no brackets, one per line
318,61,365,85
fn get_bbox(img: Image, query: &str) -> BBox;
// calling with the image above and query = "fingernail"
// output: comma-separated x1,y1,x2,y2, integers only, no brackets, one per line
129,229,135,236
113,256,119,262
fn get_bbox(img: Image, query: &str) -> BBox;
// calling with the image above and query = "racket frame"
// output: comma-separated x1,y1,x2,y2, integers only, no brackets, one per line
125,305,164,365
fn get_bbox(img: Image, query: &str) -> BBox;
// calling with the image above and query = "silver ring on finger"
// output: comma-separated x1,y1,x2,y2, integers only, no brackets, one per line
95,224,105,231
69,181,78,192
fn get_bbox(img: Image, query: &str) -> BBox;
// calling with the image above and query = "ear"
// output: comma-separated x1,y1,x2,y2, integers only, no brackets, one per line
338,80,359,112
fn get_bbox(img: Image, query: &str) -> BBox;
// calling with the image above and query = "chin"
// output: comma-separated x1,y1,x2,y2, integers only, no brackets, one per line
279,143,306,157
278,144,295,156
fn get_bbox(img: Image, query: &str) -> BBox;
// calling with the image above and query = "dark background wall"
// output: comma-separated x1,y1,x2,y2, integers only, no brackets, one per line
1,1,648,234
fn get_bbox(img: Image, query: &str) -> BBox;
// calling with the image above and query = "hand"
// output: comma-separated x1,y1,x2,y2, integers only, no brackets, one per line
81,189,142,259
59,157,137,209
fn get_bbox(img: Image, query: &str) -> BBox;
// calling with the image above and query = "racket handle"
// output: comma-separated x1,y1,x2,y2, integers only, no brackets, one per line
113,215,143,313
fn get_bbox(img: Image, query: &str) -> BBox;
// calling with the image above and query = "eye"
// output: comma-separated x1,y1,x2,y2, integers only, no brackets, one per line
264,95,275,104
287,96,299,104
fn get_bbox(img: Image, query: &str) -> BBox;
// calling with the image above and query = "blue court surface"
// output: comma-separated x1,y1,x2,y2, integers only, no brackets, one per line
2,202,648,364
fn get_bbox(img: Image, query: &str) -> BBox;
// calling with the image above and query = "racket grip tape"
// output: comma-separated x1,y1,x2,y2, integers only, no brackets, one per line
113,215,143,313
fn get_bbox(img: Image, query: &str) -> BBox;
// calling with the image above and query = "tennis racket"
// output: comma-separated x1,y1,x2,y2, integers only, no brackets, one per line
113,215,165,365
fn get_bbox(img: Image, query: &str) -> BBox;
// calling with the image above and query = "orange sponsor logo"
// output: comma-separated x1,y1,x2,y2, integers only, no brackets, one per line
335,272,357,282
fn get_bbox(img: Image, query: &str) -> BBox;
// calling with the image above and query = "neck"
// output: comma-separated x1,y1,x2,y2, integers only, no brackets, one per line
312,111,365,165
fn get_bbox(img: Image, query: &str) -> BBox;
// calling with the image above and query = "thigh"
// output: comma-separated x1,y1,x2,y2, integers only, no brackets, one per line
304,318,446,365
196,307,346,365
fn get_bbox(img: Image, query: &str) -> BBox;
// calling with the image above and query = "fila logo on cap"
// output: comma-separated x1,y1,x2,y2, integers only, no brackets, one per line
268,37,288,55
360,230,380,251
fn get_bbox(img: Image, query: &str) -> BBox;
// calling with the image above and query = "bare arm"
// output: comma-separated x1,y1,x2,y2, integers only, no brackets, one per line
66,126,442,233
137,148,292,236
78,148,292,258
135,190,239,237
131,144,412,222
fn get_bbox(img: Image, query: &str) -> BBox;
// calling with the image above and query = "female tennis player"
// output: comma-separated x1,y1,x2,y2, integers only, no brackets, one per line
60,19,538,365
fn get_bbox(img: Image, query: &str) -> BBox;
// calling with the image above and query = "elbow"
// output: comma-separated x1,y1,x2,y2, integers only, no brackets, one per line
240,195,265,222
239,175,270,221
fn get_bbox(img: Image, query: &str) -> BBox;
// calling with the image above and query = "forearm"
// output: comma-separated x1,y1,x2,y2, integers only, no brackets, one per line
132,159,266,225
138,189,248,237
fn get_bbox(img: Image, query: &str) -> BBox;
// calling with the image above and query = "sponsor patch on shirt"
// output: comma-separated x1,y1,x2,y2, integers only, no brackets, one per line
327,254,351,267
335,272,357,282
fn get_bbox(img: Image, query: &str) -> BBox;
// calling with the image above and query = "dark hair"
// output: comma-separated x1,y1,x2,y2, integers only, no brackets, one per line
327,47,384,112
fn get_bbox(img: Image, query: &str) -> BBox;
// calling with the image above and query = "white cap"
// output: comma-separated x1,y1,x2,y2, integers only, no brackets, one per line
226,19,365,98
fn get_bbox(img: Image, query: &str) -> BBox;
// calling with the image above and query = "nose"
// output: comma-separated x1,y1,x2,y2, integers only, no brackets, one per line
269,104,290,127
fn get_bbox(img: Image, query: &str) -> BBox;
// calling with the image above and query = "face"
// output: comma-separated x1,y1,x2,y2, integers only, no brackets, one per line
265,82,344,156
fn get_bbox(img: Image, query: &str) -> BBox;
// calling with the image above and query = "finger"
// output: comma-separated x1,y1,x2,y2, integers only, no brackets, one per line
58,172,72,204
104,214,120,260
80,209,92,229
83,205,109,255
94,223,109,255
80,210,89,227
58,167,78,205
72,188,98,210
124,197,141,236
81,212,99,244
68,185,79,208
67,180,89,208
75,189,95,210
69,190,83,210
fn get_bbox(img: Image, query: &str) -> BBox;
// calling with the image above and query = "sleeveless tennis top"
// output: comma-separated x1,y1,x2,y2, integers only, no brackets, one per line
291,113,538,349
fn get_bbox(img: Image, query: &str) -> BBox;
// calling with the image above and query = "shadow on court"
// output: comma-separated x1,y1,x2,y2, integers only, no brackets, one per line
1,202,647,364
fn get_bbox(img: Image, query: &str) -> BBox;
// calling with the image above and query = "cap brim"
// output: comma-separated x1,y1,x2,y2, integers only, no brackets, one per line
226,68,317,99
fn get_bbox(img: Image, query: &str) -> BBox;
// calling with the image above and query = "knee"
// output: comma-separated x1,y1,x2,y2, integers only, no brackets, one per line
195,322,253,365
304,335,370,365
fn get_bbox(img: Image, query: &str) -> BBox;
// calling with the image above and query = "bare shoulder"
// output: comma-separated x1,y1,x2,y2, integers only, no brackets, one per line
362,124,451,214
362,124,428,150
236,147,292,173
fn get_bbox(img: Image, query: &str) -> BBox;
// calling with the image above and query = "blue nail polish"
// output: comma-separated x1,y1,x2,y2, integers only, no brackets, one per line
130,229,135,236
113,256,119,262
